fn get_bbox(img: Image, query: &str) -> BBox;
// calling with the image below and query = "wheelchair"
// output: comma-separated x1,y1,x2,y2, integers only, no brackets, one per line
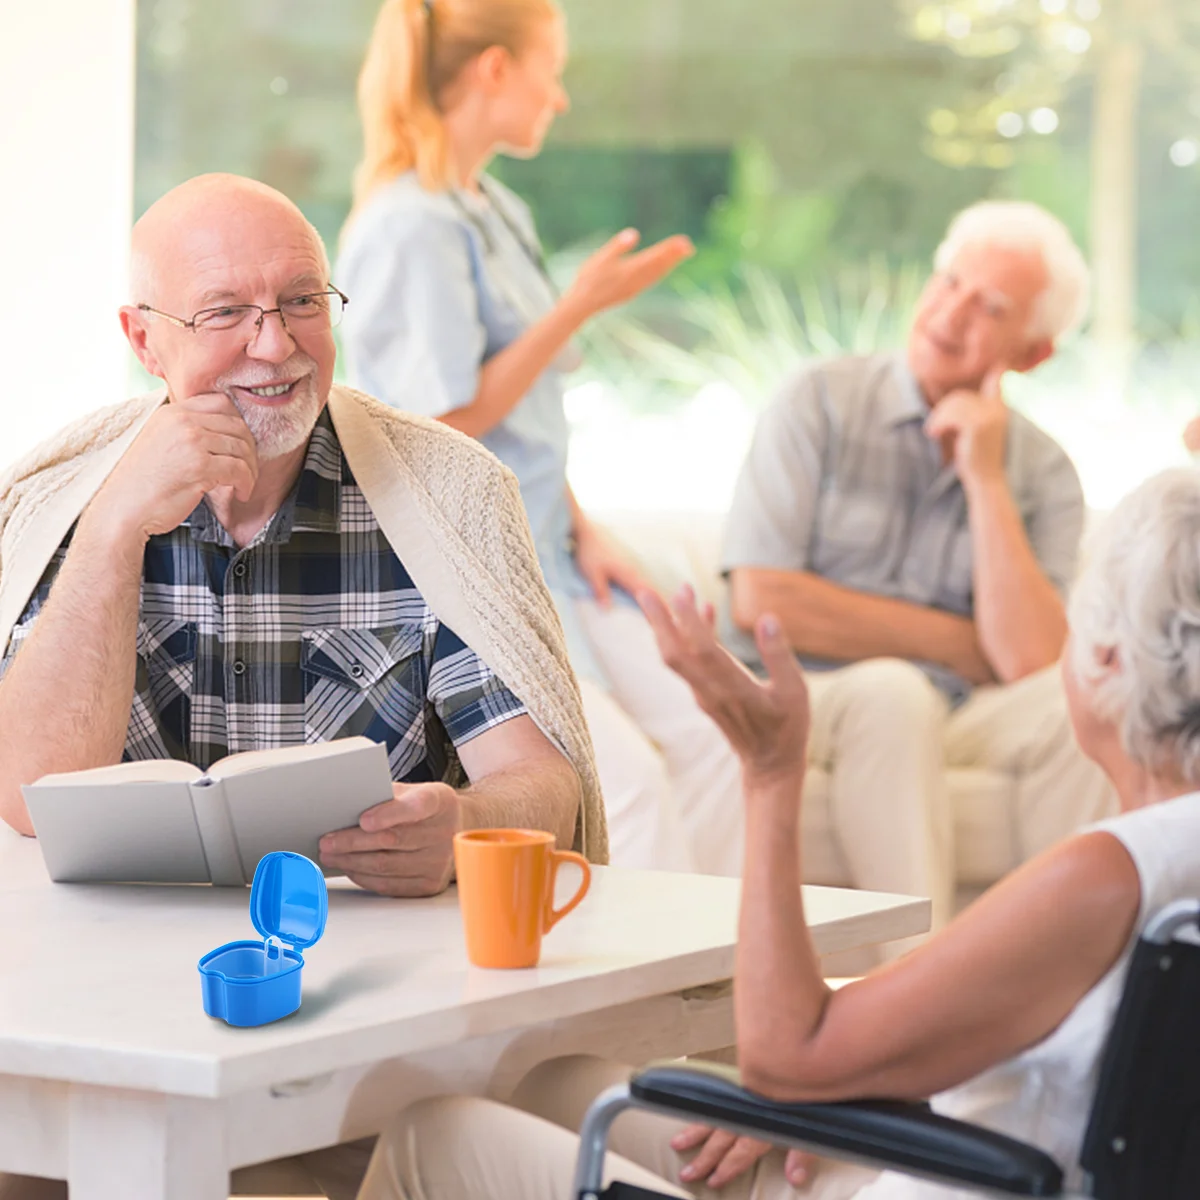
573,899,1200,1199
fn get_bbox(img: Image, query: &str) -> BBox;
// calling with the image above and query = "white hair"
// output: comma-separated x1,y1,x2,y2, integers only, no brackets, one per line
1069,468,1200,784
934,201,1091,342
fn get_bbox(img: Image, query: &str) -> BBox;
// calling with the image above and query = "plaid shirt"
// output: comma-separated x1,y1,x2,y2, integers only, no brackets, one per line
0,410,527,780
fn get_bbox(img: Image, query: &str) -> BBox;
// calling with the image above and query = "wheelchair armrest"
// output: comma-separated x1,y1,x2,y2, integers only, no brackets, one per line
629,1063,1065,1198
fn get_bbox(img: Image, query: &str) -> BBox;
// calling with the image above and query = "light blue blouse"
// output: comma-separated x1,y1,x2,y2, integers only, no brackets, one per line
337,171,603,680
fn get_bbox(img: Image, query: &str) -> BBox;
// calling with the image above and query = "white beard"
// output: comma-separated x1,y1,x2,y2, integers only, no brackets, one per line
230,375,323,460
217,353,324,461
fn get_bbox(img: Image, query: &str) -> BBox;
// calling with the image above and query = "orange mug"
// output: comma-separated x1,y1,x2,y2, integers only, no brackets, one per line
453,829,591,968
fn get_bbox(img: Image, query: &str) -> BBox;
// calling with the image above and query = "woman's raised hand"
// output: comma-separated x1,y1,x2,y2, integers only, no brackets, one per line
564,228,694,318
637,585,810,787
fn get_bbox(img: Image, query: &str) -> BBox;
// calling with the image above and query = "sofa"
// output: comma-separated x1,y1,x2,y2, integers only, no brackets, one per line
600,509,1112,912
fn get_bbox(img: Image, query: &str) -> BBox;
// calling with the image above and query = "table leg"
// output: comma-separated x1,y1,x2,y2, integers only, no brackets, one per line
67,1088,227,1200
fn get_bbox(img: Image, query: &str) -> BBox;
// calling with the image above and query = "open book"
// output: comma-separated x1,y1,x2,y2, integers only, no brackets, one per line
22,737,393,885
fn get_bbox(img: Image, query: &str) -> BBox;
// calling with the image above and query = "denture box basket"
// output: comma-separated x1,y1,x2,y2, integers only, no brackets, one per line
198,851,328,1027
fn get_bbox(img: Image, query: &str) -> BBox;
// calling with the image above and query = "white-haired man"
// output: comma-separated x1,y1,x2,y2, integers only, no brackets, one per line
714,201,1115,939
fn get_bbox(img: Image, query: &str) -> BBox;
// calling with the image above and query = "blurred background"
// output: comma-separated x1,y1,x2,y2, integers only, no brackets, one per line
9,0,1200,510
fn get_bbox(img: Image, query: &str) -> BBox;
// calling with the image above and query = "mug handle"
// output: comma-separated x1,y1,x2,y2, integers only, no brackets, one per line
544,850,592,932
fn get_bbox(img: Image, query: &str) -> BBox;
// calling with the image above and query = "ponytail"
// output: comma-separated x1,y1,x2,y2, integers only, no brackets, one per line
350,0,558,216
352,0,445,206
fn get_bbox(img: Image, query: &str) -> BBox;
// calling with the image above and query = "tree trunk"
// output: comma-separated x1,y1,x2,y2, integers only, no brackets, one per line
1089,38,1144,383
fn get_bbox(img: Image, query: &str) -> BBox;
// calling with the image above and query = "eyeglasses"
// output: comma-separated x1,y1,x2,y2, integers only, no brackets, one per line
136,287,349,335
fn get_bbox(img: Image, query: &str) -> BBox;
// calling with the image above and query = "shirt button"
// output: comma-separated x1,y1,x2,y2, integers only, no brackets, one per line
350,663,365,680
233,562,248,579
233,660,247,676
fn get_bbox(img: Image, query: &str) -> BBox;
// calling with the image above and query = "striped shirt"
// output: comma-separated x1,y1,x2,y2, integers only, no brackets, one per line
0,410,527,779
720,354,1085,701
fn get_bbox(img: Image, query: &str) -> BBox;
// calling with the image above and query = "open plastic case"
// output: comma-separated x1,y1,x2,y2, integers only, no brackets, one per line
198,851,328,1027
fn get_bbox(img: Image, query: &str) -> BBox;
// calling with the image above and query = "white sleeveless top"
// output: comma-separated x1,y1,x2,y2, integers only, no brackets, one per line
855,791,1200,1199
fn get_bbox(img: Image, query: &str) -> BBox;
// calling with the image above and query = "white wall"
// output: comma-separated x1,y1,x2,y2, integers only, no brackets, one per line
1,0,136,465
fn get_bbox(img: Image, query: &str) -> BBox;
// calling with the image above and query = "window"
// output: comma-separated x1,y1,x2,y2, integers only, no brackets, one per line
135,0,1200,509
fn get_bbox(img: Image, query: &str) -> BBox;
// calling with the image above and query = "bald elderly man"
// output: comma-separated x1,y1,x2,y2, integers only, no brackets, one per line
0,173,606,1197
0,173,604,881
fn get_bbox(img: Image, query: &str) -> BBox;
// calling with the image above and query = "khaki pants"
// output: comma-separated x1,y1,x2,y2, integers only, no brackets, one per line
357,1056,879,1200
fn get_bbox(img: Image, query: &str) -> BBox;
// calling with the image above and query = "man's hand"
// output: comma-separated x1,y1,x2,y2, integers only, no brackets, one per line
923,367,1009,487
318,781,462,897
672,1125,816,1190
573,516,649,608
85,393,259,549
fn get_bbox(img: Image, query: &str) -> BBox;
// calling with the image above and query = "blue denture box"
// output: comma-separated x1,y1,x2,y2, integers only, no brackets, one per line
199,851,328,1027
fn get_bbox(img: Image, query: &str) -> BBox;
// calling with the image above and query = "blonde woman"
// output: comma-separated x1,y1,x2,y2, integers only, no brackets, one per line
352,468,1200,1198
339,0,742,872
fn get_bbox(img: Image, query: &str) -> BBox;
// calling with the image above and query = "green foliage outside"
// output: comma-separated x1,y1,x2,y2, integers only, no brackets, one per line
135,0,1200,430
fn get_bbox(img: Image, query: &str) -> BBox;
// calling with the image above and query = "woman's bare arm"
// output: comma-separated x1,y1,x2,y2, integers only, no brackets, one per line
737,796,1139,1100
638,584,1140,1104
439,231,693,439
439,294,590,438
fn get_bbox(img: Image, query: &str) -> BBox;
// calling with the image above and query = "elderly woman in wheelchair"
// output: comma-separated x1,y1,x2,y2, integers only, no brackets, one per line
356,467,1200,1200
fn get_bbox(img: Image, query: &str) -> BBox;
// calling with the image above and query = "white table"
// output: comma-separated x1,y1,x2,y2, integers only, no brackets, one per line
0,829,929,1199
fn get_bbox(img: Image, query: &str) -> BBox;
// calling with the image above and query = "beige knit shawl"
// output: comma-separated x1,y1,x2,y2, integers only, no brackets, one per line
0,385,608,864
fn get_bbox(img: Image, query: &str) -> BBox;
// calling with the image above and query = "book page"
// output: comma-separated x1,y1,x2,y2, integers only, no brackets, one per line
34,759,202,787
206,736,379,780
22,778,210,883
220,739,394,879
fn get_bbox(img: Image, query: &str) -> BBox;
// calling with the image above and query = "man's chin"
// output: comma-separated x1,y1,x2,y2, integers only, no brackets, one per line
255,431,312,462
909,345,966,397
232,386,323,461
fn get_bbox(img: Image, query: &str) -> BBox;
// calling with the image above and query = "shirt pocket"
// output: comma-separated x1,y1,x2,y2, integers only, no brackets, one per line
137,618,197,693
811,490,892,576
135,618,198,753
301,623,427,754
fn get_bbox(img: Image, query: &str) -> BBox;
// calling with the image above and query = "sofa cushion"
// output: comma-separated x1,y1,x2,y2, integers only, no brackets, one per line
800,768,1019,893
598,509,728,612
